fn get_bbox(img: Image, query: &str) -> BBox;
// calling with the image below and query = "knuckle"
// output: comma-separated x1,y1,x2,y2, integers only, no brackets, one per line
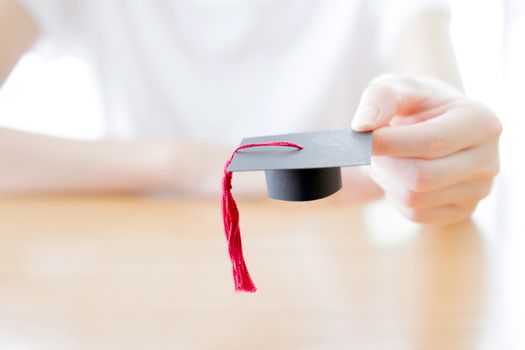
372,130,387,155
397,188,422,208
488,115,503,139
477,180,494,200
457,204,477,221
461,99,503,140
365,84,397,104
480,154,501,179
420,131,446,158
407,162,433,192
477,104,503,139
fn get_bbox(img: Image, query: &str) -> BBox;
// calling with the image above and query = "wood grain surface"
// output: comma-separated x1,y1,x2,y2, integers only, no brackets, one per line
0,195,523,349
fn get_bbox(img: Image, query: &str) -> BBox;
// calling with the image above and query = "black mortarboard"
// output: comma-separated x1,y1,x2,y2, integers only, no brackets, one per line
222,128,372,293
227,129,372,201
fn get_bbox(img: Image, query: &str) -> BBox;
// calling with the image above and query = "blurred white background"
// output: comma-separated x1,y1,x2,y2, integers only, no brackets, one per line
0,53,104,140
0,0,523,205
0,1,522,149
0,1,523,138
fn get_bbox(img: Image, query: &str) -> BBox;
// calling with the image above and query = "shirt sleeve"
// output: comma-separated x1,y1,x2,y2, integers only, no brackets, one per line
375,0,451,67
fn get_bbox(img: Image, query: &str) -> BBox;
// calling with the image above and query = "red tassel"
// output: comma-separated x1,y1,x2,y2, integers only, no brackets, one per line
222,141,303,292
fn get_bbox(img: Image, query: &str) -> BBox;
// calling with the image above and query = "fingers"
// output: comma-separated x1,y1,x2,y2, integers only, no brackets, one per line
351,82,398,131
371,140,500,193
390,202,477,225
351,75,462,132
373,167,493,209
352,75,501,225
372,100,502,158
372,157,487,224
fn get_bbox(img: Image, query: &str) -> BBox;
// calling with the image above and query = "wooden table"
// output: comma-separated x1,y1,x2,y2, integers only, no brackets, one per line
0,193,523,349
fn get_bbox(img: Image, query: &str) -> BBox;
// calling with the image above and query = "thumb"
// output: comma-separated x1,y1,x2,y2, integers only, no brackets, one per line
351,80,398,132
351,75,461,132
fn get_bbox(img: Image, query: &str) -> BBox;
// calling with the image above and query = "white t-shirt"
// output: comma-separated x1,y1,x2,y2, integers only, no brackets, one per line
18,0,449,144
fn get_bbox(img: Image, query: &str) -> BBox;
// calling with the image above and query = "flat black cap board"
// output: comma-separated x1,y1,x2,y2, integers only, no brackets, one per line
222,128,372,292
228,129,372,201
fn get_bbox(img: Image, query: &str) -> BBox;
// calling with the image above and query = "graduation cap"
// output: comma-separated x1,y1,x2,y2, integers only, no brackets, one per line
228,129,372,201
221,129,372,292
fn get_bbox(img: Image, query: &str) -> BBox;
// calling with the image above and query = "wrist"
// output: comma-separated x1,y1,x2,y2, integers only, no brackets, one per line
141,140,185,191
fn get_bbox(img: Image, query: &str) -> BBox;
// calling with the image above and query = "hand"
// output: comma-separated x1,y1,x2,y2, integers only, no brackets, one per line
155,139,267,198
351,75,502,225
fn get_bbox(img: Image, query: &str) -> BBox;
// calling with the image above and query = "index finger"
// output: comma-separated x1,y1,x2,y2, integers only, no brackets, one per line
372,101,501,159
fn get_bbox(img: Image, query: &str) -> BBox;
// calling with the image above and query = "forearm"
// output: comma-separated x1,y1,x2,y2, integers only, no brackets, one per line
394,11,464,90
0,129,270,197
0,128,175,194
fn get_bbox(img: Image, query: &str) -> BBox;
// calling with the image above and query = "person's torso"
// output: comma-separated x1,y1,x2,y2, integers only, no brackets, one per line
67,0,384,142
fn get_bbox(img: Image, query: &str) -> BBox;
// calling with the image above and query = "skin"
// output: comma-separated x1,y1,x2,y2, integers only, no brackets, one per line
0,1,501,224
351,13,502,224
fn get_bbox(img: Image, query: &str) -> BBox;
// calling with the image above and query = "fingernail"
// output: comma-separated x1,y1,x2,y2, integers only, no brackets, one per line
351,105,379,131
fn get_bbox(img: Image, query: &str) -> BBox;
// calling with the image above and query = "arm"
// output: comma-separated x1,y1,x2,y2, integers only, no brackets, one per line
0,0,265,197
351,11,502,224
0,129,178,194
0,125,261,195
0,1,167,194
0,0,236,195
